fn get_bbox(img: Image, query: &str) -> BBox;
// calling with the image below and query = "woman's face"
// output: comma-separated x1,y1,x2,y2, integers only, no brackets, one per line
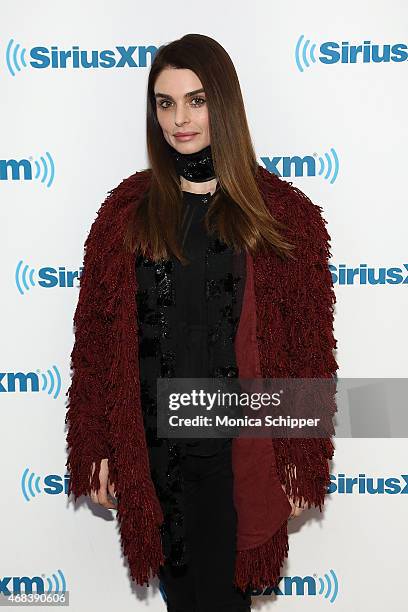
154,67,210,154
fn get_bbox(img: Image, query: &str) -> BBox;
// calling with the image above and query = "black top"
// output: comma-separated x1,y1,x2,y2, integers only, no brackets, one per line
173,190,229,454
135,188,246,565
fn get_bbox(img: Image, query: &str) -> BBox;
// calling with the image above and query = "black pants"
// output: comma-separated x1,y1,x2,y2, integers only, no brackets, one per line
158,441,252,612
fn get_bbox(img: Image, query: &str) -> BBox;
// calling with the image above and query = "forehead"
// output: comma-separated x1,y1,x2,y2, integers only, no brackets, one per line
154,67,204,97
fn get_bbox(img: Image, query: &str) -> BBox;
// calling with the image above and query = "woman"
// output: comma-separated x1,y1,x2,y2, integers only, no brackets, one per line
65,34,338,612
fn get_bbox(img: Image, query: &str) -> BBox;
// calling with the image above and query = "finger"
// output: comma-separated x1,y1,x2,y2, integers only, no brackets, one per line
107,473,116,496
99,464,109,489
108,481,116,498
90,490,98,504
97,483,118,508
98,494,117,509
90,487,116,508
97,487,111,507
89,463,96,491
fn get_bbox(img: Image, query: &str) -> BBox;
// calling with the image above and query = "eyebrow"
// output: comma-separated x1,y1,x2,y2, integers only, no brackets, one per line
154,88,205,100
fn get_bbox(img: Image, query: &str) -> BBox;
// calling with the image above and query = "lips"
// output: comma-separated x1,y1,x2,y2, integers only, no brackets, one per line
174,132,198,136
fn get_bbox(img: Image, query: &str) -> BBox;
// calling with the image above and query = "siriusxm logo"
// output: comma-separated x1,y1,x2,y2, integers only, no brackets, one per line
251,569,338,602
330,263,408,285
6,39,158,75
261,148,339,183
0,366,61,398
0,152,55,187
0,570,66,595
295,35,408,72
21,469,70,501
161,570,338,603
15,261,82,294
329,473,408,495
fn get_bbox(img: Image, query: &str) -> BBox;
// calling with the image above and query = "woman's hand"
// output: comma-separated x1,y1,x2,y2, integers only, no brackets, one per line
90,458,117,509
281,465,309,519
282,483,309,519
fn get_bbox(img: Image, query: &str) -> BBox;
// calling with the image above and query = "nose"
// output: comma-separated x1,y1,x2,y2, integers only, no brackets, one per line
174,103,191,127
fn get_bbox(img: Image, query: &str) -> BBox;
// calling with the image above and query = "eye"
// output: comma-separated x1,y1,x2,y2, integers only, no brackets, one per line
157,97,206,110
191,96,206,107
158,99,172,109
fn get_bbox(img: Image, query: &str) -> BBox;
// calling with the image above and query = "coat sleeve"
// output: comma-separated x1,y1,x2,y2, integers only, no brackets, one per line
64,190,118,501
272,180,339,510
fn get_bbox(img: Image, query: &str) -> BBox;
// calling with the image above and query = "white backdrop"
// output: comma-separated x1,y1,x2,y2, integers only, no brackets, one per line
1,1,407,610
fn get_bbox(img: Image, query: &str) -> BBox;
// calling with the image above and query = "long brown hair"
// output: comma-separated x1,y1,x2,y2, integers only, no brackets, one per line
124,33,295,264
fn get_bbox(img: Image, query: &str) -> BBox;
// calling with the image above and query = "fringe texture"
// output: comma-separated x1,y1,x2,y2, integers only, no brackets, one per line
235,521,289,592
65,165,338,589
256,167,338,512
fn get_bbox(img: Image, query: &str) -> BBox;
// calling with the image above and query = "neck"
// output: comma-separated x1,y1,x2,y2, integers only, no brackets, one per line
180,176,218,195
167,142,217,189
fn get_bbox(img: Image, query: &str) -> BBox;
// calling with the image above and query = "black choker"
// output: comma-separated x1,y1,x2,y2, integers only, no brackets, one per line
167,143,216,183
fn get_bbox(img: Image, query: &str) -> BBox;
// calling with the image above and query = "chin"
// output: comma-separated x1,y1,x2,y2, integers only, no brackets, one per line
170,138,207,153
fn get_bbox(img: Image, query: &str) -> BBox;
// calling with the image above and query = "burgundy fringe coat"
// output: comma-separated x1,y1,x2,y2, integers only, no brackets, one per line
65,165,338,592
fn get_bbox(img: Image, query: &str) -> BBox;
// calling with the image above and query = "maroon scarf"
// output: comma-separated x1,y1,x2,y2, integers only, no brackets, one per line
65,165,338,591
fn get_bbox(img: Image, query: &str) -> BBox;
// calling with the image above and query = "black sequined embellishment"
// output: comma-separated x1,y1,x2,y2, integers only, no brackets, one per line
136,250,188,567
156,259,175,307
167,143,217,183
134,194,247,568
161,351,176,378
